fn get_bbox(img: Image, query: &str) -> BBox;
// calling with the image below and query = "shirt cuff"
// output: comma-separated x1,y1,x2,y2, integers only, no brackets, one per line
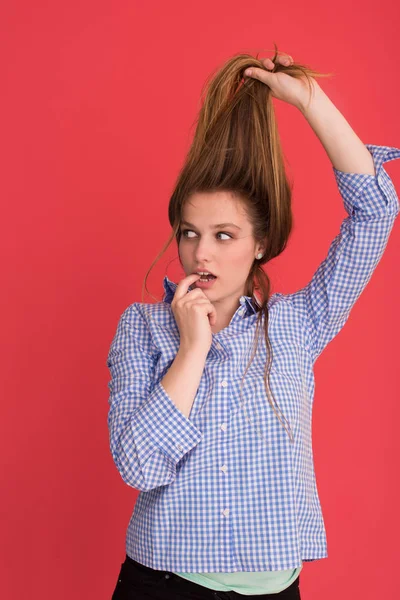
126,379,204,466
333,144,400,219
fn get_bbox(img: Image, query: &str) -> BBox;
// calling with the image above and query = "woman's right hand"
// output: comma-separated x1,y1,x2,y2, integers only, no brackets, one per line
171,273,217,355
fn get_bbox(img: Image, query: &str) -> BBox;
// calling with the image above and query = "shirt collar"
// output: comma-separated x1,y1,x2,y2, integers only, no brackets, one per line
162,276,259,316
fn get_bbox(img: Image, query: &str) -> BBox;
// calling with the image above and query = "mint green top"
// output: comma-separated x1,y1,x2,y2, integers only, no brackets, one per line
173,564,303,595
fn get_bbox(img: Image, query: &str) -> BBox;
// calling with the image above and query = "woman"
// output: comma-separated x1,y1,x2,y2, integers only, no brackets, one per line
106,45,400,599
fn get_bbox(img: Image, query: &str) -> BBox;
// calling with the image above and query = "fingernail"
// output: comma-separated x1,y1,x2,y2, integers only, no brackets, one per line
244,69,253,77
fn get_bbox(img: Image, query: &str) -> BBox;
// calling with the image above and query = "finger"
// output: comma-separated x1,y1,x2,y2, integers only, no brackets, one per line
244,67,274,84
263,57,275,70
174,273,201,301
262,54,293,70
186,297,217,325
180,286,208,303
279,54,293,65
184,294,211,306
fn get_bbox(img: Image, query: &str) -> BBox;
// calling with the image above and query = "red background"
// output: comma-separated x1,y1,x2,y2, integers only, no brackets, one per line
1,1,399,598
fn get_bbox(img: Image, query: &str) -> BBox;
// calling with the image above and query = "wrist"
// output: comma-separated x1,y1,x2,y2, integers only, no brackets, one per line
178,344,208,361
296,79,324,114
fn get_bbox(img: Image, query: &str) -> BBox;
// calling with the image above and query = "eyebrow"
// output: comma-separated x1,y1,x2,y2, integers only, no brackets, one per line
181,220,242,231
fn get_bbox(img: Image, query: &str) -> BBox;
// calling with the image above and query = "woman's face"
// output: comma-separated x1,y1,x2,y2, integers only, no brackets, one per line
178,191,263,311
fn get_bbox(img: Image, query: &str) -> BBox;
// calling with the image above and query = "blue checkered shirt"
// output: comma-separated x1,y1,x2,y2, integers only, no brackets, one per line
106,144,400,572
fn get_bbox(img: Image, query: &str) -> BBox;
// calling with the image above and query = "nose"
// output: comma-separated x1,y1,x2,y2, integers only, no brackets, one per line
193,236,214,264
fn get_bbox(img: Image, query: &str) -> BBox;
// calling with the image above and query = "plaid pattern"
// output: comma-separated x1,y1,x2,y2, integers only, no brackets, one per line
107,144,400,572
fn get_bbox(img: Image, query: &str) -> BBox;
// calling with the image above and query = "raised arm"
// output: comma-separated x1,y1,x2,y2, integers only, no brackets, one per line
298,80,377,175
289,97,400,362
286,82,400,363
288,143,400,364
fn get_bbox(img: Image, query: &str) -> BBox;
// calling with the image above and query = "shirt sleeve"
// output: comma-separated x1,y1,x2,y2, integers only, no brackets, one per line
287,144,400,364
106,304,203,492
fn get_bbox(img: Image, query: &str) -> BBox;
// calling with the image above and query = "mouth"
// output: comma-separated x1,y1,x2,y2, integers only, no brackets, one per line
191,271,218,290
193,271,217,282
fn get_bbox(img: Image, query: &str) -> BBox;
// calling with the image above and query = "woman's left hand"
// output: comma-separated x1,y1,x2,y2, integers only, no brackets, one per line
244,53,319,110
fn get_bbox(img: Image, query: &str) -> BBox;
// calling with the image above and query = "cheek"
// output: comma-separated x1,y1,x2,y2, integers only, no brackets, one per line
178,242,191,266
227,245,253,267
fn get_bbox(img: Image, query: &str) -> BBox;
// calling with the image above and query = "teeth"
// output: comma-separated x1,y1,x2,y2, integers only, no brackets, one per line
197,271,213,275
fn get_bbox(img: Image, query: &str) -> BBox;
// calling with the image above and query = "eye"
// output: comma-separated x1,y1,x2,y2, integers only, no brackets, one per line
181,229,196,239
216,232,232,241
181,229,232,241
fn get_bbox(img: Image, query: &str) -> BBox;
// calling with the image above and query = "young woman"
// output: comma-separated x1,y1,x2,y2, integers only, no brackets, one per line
106,46,400,599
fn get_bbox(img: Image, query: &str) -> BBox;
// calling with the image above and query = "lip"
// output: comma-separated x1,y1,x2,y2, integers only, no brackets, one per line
193,270,217,277
193,277,217,290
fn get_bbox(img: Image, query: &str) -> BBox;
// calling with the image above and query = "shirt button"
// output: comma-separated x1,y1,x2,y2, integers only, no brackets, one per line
222,508,230,516
221,380,228,387
176,443,183,452
215,342,222,350
220,423,227,431
221,465,228,472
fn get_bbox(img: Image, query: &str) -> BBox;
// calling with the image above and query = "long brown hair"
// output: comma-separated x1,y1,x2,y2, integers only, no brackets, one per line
141,43,334,443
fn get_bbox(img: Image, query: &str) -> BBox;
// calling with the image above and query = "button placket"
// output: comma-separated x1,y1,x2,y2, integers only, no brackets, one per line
219,379,230,520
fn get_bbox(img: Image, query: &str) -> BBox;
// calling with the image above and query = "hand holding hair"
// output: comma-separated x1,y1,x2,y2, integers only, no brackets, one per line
244,51,321,110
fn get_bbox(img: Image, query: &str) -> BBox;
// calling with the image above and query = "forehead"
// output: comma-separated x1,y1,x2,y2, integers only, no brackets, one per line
182,191,249,224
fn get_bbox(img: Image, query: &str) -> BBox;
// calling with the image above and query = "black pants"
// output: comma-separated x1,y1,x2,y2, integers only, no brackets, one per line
111,554,302,599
